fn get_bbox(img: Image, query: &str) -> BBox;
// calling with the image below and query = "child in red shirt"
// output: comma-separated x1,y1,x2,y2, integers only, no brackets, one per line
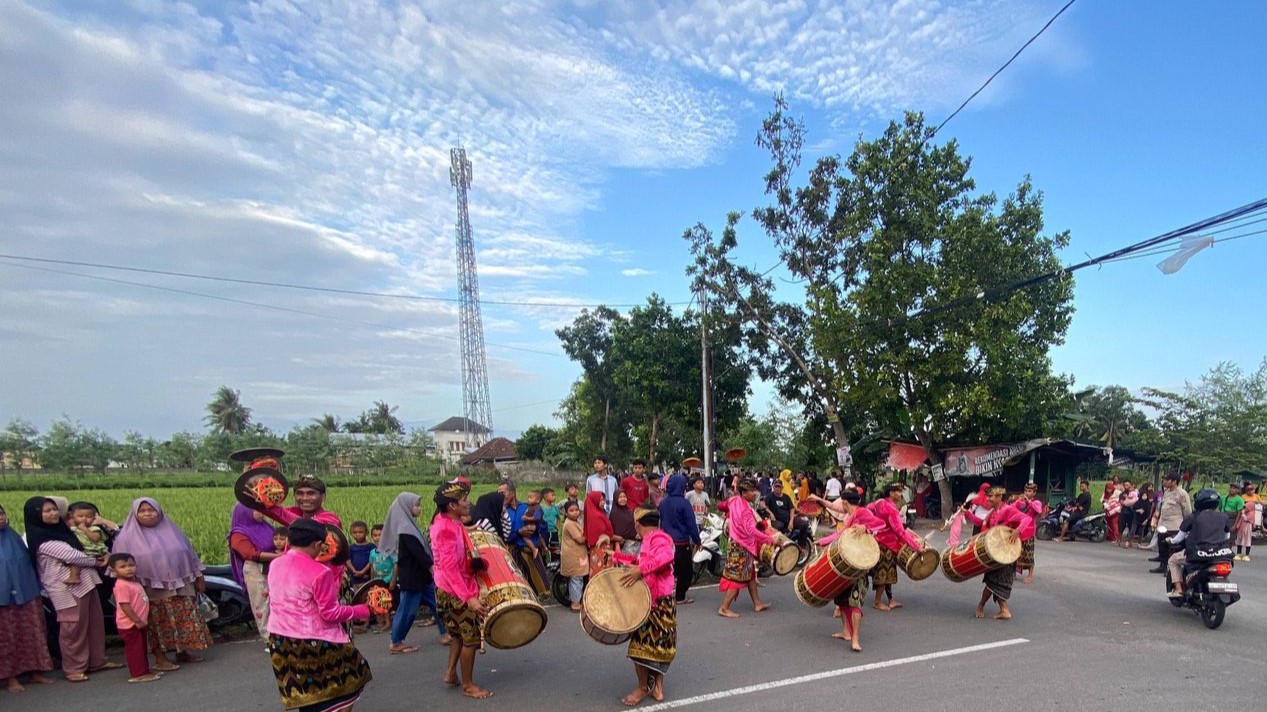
110,554,161,683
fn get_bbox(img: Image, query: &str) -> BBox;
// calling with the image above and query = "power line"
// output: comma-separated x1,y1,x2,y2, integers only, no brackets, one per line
0,260,566,358
0,253,689,309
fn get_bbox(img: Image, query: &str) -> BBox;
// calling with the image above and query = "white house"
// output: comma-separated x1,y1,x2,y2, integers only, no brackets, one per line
429,416,491,464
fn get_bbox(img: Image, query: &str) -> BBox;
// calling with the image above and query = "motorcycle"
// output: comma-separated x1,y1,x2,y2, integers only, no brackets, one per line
1158,527,1240,629
1035,498,1107,542
692,513,726,582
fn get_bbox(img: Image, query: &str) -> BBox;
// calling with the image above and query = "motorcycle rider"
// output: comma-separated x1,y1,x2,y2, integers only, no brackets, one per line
1055,480,1092,542
764,480,810,549
1165,488,1231,598
1150,473,1192,574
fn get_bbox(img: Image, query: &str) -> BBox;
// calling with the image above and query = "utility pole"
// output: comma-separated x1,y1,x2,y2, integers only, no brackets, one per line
699,283,714,486
450,147,493,447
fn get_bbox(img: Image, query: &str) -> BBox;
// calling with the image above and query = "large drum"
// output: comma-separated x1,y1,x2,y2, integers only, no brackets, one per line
469,530,548,649
940,527,1021,583
761,532,800,576
793,528,880,607
579,567,651,645
897,543,940,581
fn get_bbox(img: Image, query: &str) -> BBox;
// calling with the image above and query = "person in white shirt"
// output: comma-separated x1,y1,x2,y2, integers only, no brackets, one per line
585,455,618,514
825,474,843,502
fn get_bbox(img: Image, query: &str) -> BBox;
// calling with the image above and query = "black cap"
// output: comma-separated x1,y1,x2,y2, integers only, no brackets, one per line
230,447,286,463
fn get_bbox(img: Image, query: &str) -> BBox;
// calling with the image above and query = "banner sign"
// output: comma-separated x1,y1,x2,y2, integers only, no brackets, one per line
941,439,1049,478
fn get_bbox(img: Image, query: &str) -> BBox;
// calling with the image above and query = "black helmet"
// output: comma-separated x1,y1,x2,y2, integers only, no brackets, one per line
1194,488,1220,511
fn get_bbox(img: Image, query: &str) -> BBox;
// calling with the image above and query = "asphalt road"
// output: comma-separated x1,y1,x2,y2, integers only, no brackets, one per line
12,532,1265,711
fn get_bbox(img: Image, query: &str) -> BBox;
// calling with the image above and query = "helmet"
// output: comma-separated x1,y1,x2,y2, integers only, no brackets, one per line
1194,488,1221,511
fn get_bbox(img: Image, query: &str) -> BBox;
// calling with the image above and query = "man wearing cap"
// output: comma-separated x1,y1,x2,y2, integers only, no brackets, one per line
1150,473,1192,573
866,482,925,611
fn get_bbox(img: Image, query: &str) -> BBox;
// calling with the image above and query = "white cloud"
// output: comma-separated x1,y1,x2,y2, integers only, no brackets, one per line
621,268,657,277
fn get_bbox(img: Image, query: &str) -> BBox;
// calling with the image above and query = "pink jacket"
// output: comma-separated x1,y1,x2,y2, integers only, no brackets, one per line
265,549,368,644
725,495,773,557
430,515,479,601
816,506,885,547
866,499,923,553
984,503,1036,541
612,529,675,601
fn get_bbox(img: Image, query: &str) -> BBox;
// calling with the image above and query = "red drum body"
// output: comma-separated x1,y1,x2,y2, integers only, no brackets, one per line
793,528,879,607
469,530,548,649
939,527,1021,583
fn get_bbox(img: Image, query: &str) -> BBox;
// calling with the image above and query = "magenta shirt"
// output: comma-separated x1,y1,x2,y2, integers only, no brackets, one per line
984,503,1036,541
614,529,675,601
866,499,923,553
430,515,478,601
724,495,773,557
265,549,368,644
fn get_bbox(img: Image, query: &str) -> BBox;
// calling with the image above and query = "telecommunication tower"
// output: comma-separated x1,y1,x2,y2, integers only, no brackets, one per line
449,147,493,444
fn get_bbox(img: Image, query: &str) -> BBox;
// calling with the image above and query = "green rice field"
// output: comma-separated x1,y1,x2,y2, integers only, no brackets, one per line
3,484,498,564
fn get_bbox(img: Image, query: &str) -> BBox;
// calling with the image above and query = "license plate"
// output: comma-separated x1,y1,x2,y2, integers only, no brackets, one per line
1207,582,1238,594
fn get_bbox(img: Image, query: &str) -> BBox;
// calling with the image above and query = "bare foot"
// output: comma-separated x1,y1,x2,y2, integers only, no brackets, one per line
833,608,841,618
873,602,891,611
6,678,24,693
462,684,493,700
650,677,664,702
718,609,739,618
622,689,647,706
1023,575,1034,584
851,641,862,652
754,603,771,613
974,609,985,619
442,675,460,687
29,674,54,685
439,635,453,645
889,601,903,610
992,611,1012,620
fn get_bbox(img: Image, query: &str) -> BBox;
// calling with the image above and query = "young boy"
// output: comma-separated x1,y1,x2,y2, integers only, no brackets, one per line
346,521,374,587
368,524,396,632
70,502,113,559
539,488,559,549
272,526,289,557
685,477,711,526
562,482,581,514
110,553,161,683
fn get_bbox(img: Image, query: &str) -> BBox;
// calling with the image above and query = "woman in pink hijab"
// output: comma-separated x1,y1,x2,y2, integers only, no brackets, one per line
112,498,211,670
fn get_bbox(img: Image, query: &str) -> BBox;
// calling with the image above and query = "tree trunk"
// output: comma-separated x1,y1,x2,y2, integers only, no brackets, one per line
914,427,953,521
601,397,610,452
648,414,660,464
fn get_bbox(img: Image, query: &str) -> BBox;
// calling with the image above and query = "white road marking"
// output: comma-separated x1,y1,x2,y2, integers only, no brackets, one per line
638,637,1030,711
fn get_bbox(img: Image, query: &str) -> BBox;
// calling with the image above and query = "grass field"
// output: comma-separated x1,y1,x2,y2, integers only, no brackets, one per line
4,484,498,564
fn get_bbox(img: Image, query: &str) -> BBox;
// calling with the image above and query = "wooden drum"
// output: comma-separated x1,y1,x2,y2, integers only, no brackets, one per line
761,532,801,576
793,528,880,607
469,530,548,649
940,527,1021,583
897,543,940,581
579,567,651,645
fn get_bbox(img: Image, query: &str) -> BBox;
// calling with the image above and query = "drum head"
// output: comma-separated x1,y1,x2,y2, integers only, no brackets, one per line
903,548,940,581
772,543,800,576
582,567,651,635
833,527,880,571
234,468,289,511
983,526,1022,566
484,603,547,650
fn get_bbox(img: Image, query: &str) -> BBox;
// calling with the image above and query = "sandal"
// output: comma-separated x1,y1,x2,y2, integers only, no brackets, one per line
65,674,89,683
89,662,124,672
389,645,420,655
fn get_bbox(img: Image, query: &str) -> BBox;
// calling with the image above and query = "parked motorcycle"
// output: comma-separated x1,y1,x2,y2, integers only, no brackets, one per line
1158,527,1240,629
692,513,726,582
1035,498,1107,542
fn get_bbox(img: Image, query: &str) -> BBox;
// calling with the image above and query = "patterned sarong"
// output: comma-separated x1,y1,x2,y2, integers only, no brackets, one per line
833,575,870,610
147,594,212,654
436,588,483,647
1017,538,1036,569
269,635,371,711
984,564,1015,601
628,597,676,676
871,547,897,586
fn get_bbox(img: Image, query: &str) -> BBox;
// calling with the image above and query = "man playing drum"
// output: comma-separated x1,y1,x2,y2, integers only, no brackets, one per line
612,508,677,706
717,478,774,619
430,482,492,700
866,482,925,611
814,490,884,652
976,487,1035,621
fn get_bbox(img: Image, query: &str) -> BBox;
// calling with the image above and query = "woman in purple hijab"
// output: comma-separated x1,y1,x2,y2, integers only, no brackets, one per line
228,504,280,640
112,497,212,669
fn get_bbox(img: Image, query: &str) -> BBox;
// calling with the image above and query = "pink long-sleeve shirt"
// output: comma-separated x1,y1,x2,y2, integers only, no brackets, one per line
983,503,1036,541
430,514,479,602
262,505,343,529
1016,497,1046,521
725,495,773,557
612,529,676,601
816,506,885,548
265,549,368,644
866,499,923,553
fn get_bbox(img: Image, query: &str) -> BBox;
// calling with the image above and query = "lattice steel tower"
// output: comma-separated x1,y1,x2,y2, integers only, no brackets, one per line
449,147,493,442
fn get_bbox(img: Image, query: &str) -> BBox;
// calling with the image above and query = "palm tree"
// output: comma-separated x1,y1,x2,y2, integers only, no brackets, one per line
205,386,252,434
366,401,404,434
312,413,341,433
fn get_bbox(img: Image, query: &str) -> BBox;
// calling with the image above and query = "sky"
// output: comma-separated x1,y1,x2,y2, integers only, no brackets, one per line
1,0,1265,441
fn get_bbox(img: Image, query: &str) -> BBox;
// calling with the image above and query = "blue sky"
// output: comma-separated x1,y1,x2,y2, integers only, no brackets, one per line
0,0,1264,440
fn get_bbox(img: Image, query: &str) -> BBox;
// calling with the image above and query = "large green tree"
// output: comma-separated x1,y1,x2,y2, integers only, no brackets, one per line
0,418,39,475
205,386,252,435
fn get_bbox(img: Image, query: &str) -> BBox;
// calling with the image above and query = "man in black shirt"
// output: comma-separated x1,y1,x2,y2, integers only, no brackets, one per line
764,481,808,547
1167,488,1231,597
1056,481,1093,542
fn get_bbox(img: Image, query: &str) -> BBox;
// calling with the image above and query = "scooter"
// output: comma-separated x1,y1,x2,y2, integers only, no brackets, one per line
1159,527,1240,629
692,513,726,581
1035,499,1107,542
